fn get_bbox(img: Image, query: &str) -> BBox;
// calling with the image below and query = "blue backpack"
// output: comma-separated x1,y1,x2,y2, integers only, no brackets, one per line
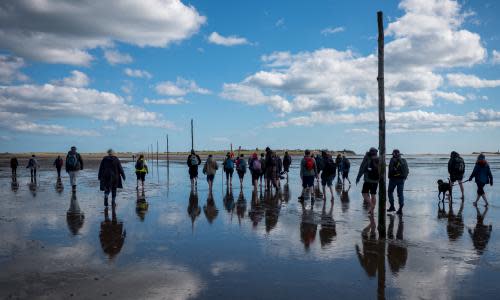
225,158,234,170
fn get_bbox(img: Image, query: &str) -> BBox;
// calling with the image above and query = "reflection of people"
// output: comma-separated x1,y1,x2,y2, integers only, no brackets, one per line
468,206,492,254
264,189,281,233
67,193,85,235
98,149,126,207
300,202,317,251
248,190,263,228
135,189,149,222
99,206,126,259
282,183,290,203
447,200,464,241
55,177,64,193
387,214,407,274
356,214,378,277
236,189,247,224
203,192,218,224
223,186,235,213
319,200,336,247
188,188,201,229
340,185,350,213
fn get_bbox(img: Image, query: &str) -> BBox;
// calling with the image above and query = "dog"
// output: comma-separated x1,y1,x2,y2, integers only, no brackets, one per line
437,179,452,202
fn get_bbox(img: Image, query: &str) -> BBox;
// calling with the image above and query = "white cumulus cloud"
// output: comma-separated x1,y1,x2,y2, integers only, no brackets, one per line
51,70,90,88
321,26,345,35
144,97,188,105
124,68,152,79
208,32,249,46
156,77,210,96
447,73,500,88
104,49,133,65
0,0,206,65
0,55,28,84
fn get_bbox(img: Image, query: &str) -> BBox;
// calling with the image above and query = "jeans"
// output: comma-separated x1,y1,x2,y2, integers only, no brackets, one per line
388,178,405,207
68,171,78,186
56,167,62,178
105,187,117,199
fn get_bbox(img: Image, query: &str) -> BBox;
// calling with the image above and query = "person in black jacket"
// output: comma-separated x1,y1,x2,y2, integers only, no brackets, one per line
387,149,409,215
98,149,126,207
187,149,201,187
283,151,292,182
53,155,64,178
66,146,84,192
10,157,18,178
448,151,465,199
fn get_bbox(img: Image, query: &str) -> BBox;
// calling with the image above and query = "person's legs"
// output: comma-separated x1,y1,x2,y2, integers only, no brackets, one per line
396,179,405,213
370,193,377,214
104,187,110,206
387,179,396,211
69,171,77,191
458,181,464,198
30,169,34,182
57,167,61,178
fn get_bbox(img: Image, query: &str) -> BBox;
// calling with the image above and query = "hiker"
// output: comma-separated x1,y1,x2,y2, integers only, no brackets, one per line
335,154,343,181
298,150,318,202
10,156,18,178
223,152,235,187
387,149,409,215
249,152,261,190
341,155,351,185
236,154,247,189
203,154,219,194
356,147,380,215
187,149,201,186
66,146,84,192
320,150,337,201
265,147,278,191
283,151,292,182
448,151,466,199
259,153,266,187
26,155,39,183
468,154,493,207
275,153,283,188
135,154,148,190
98,149,126,207
53,155,64,178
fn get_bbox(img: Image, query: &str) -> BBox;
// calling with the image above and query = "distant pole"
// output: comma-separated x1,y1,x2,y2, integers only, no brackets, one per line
191,119,194,151
166,134,169,168
377,11,387,237
156,140,159,166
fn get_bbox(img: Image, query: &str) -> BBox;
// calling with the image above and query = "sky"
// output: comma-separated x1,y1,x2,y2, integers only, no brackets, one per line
0,0,499,154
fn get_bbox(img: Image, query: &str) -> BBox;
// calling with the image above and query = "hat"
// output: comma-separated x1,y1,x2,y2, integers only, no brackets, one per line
392,149,400,156
478,153,486,161
369,147,378,154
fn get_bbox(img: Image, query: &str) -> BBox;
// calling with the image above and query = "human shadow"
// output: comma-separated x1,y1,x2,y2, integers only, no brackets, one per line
340,185,350,213
66,193,85,235
223,185,235,214
319,200,336,247
387,214,407,274
248,189,264,228
300,201,318,252
468,206,492,255
99,206,126,259
236,189,247,225
447,199,464,241
55,177,64,194
264,188,281,233
187,187,201,231
203,192,218,224
135,188,149,222
11,175,19,192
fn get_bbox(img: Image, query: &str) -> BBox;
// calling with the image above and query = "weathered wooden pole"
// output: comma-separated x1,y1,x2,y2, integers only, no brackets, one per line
191,119,194,151
166,134,169,168
156,140,159,166
377,11,387,237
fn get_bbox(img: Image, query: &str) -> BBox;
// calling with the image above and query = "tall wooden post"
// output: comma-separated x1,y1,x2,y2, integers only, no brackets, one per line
191,119,194,151
166,134,169,167
377,11,387,237
156,140,159,166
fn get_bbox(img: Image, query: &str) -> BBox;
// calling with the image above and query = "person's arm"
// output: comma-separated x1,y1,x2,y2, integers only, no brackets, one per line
145,163,149,174
65,155,69,172
118,159,126,180
403,159,409,179
187,156,191,166
98,159,104,181
197,155,201,165
356,157,367,183
468,165,478,182
488,165,493,185
78,154,83,170
447,159,452,174
299,159,304,178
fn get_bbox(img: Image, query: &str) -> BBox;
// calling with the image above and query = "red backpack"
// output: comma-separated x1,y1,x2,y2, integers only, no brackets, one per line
305,157,314,171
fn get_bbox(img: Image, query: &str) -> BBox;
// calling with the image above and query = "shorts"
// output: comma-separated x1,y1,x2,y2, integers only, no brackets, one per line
266,168,276,180
189,167,198,179
450,174,464,182
321,174,334,187
302,175,315,188
207,174,215,182
136,172,146,181
362,182,378,194
342,171,349,179
252,172,260,182
225,168,234,176
477,183,486,196
259,171,265,179
237,170,246,179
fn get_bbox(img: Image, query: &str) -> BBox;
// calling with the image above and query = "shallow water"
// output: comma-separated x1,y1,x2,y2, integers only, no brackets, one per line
0,155,499,299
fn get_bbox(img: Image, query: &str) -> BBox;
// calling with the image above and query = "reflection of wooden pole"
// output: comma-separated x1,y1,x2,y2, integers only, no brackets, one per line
377,11,387,237
377,239,386,299
191,119,194,151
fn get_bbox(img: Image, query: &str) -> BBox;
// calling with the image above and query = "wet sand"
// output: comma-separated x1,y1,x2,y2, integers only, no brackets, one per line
0,155,499,299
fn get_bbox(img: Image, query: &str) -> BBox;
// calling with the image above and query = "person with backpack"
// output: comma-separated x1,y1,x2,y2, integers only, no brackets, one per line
387,149,409,215
203,154,219,194
315,152,324,186
335,154,343,182
10,156,18,178
53,155,64,179
265,147,278,191
298,150,318,202
356,147,379,215
259,153,266,187
468,154,493,207
223,152,235,187
26,154,39,183
320,150,337,201
283,151,292,182
448,151,466,199
98,149,126,207
249,152,261,190
275,154,283,188
187,149,201,186
65,146,84,192
236,154,247,189
135,154,149,190
341,155,351,185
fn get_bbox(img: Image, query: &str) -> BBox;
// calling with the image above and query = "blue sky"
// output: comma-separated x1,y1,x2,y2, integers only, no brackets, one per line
0,0,499,154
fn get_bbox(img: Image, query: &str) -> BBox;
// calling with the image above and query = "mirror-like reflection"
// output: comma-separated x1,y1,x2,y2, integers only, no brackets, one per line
264,188,281,233
223,186,235,214
447,200,464,241
55,177,64,193
11,174,19,192
341,185,350,213
135,189,149,222
387,214,407,274
99,206,126,259
66,193,85,235
468,206,492,254
204,192,218,224
188,187,201,230
319,200,336,247
236,190,247,225
300,201,317,251
248,189,264,228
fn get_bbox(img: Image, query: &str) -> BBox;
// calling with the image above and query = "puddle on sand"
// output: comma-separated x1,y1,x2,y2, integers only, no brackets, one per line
0,155,499,299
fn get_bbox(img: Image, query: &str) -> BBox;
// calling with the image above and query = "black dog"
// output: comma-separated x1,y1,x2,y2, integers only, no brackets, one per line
437,179,452,202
